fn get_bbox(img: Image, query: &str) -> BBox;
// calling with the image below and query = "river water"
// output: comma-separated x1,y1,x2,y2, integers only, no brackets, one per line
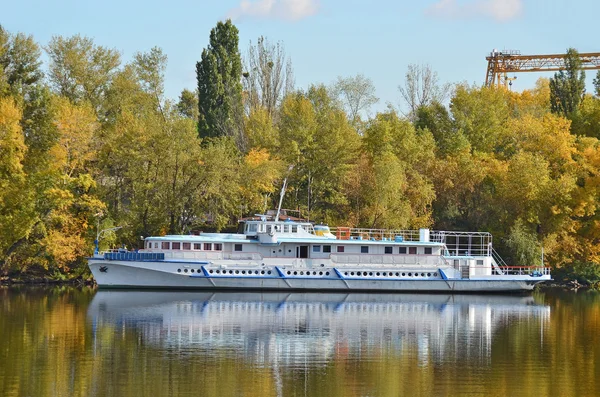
1,287,598,397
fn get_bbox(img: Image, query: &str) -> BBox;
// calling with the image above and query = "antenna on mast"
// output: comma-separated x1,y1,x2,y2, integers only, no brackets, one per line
275,165,294,221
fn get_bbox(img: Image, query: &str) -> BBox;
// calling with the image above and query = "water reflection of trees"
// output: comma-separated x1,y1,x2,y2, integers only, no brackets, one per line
1,288,600,396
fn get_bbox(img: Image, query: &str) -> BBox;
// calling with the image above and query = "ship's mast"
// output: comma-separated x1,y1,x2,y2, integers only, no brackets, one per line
275,166,294,221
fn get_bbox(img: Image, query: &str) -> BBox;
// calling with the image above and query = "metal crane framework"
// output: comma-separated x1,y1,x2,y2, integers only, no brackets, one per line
485,50,600,89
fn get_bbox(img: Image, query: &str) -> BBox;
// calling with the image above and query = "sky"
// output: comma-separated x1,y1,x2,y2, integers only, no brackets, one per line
3,0,600,112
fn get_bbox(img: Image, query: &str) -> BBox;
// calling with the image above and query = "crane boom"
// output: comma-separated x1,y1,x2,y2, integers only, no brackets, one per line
485,49,600,88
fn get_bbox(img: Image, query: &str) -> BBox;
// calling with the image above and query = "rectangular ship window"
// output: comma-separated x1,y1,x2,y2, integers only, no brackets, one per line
323,245,331,253
193,243,201,250
477,260,484,266
182,242,191,250
161,242,170,249
399,247,407,254
361,246,369,253
313,245,321,252
409,247,417,255
385,247,393,254
214,243,222,251
337,246,345,253
204,243,212,251
154,242,158,248
234,244,243,251
172,242,181,250
424,247,432,255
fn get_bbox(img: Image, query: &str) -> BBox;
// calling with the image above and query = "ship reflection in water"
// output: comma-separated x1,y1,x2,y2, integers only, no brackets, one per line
88,292,550,368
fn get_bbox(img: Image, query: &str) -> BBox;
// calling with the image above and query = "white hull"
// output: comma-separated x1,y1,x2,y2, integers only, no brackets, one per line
89,259,548,292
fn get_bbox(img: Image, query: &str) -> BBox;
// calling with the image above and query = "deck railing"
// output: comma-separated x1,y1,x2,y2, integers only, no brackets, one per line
328,227,493,256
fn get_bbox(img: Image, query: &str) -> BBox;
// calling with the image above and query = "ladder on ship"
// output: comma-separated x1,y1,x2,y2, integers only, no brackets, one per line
491,248,508,275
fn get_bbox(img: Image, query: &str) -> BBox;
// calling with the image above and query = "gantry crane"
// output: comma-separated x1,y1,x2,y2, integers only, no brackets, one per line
485,49,600,89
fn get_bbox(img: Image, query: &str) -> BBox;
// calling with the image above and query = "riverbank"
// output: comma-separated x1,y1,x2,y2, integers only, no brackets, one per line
0,275,95,287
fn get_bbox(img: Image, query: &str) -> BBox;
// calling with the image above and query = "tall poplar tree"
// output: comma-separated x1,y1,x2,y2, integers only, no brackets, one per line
549,48,586,118
196,20,244,150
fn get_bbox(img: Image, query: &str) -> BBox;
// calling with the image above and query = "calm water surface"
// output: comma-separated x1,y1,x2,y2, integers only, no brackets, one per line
1,287,599,397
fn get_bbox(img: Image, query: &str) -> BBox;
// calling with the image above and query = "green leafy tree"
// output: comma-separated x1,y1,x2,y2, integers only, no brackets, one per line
0,31,43,95
593,70,600,97
549,48,586,118
277,86,359,223
196,20,244,150
46,35,120,114
176,88,199,121
450,85,510,153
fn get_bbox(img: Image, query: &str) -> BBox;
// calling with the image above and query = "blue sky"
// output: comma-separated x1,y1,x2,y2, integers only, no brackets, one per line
3,0,599,112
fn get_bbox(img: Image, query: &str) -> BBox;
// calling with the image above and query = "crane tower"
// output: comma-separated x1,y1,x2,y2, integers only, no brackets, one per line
485,49,600,89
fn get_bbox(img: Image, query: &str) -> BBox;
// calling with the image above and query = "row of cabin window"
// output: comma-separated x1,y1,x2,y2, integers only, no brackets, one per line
149,241,223,251
312,245,433,254
246,223,300,233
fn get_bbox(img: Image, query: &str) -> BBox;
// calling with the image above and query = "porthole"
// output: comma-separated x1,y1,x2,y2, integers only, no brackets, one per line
427,273,431,277
369,272,373,276
190,269,195,273
351,272,355,276
376,272,380,276
408,273,412,276
255,270,259,275
325,272,330,276
261,270,265,275
421,273,425,277
401,273,405,276
199,269,203,273
184,269,188,273
235,270,239,274
319,271,323,275
287,271,291,275
313,271,317,275
300,271,304,275
242,270,246,274
208,270,213,274
229,270,233,274
267,271,272,275
293,271,297,275
177,269,181,273
433,272,438,277
345,272,348,276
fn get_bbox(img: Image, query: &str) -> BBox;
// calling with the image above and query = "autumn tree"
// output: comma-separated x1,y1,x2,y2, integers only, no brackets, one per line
242,36,293,118
196,20,245,150
398,64,451,121
331,74,378,132
0,97,35,272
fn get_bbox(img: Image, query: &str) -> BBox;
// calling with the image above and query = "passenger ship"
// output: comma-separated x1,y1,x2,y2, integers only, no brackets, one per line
88,213,551,292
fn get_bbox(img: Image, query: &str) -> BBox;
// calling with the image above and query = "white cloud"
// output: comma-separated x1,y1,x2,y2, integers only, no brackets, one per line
227,0,320,22
425,0,523,22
